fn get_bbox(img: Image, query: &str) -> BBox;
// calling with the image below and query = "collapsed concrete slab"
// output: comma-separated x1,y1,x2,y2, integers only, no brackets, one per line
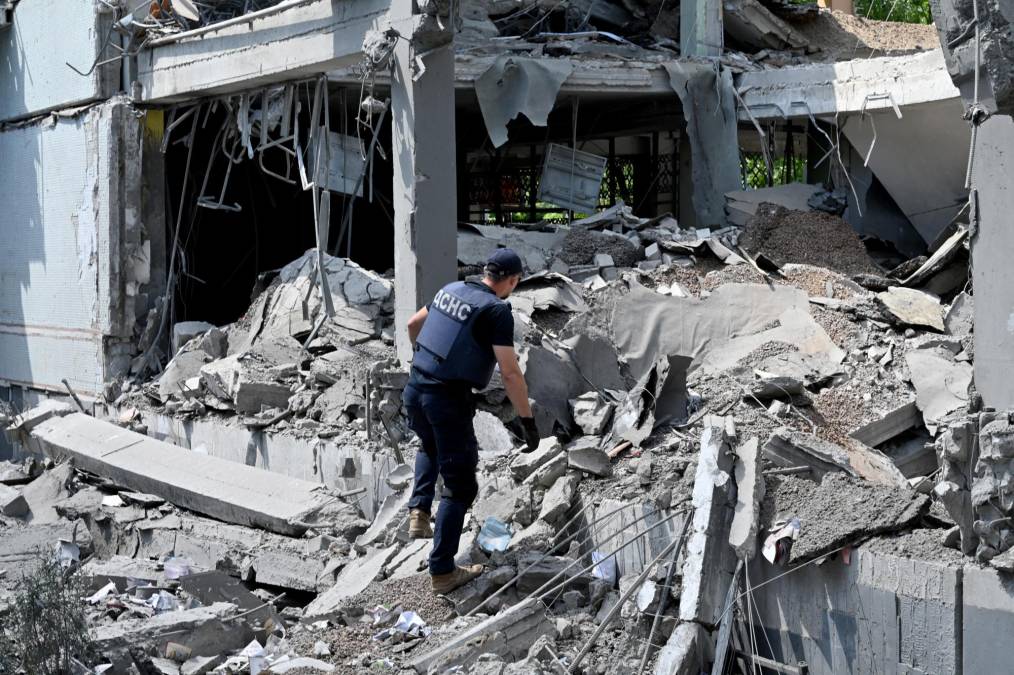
16,408,338,536
764,428,908,487
91,602,249,659
760,473,929,564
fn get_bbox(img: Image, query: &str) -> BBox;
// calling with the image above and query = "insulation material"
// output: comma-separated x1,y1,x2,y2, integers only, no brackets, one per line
664,62,741,228
0,0,118,122
475,56,573,148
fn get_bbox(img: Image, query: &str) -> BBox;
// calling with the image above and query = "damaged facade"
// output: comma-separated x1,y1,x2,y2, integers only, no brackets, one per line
2,0,1014,672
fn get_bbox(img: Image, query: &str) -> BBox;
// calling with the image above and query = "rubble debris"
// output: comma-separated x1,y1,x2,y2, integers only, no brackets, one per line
302,544,398,622
740,203,879,275
408,598,553,673
906,349,973,432
760,473,930,563
877,286,946,331
91,602,250,660
0,482,28,517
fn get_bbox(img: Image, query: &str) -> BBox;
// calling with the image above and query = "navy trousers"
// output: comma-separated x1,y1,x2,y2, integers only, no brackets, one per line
403,381,479,575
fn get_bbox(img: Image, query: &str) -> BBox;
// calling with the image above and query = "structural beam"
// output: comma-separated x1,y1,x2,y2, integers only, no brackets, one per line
390,20,457,364
135,0,389,103
736,50,959,120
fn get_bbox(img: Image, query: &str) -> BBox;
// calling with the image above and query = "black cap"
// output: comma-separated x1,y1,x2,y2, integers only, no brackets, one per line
486,248,524,276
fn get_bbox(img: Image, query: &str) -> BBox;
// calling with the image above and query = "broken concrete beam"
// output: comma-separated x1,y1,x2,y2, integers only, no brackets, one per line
729,438,764,560
568,447,613,477
16,409,337,536
877,287,946,331
678,417,738,627
408,597,553,672
850,400,921,448
3,399,74,441
91,602,249,659
302,544,398,621
510,437,563,481
0,483,27,517
763,428,908,487
655,621,701,675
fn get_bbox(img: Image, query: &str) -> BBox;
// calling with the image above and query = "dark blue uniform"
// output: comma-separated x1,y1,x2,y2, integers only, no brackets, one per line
405,280,514,575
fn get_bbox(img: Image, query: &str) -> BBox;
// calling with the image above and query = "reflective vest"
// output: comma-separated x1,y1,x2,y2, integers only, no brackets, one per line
413,281,504,388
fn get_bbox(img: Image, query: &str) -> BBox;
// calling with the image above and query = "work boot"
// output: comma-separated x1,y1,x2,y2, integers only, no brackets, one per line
409,508,433,539
431,564,484,594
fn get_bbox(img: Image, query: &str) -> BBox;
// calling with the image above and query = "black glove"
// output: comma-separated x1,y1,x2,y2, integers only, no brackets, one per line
520,417,541,453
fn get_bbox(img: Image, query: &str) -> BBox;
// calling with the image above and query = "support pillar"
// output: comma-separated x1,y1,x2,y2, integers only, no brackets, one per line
390,13,457,365
680,0,722,58
971,114,1014,409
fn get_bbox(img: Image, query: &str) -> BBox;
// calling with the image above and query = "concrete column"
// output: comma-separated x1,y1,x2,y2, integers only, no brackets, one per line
971,114,1014,410
681,0,722,58
390,21,457,365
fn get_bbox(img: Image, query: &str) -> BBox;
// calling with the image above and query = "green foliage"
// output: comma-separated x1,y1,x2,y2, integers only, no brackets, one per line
741,154,806,189
855,0,933,24
0,556,95,675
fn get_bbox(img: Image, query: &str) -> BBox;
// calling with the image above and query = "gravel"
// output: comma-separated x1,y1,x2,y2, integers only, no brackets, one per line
287,573,455,674
559,230,641,268
740,204,880,276
794,9,940,62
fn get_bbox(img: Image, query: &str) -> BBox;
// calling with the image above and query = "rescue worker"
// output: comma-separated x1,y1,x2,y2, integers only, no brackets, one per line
403,248,541,594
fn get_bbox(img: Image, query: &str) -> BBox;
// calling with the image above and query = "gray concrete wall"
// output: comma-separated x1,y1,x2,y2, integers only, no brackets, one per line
970,114,1014,411
0,0,119,123
749,547,961,674
0,99,154,395
841,99,969,246
962,564,1014,673
141,412,398,519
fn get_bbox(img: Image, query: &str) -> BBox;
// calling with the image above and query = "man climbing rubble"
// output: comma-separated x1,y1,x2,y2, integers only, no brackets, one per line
403,248,541,594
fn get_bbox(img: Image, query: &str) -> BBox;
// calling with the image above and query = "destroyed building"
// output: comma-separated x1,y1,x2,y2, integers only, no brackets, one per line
2,0,1014,672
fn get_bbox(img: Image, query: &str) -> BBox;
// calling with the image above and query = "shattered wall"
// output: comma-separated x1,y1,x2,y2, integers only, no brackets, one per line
0,99,158,396
0,0,119,122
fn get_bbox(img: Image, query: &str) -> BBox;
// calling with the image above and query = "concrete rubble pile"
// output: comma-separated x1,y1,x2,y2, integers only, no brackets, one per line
1,198,984,673
112,248,405,450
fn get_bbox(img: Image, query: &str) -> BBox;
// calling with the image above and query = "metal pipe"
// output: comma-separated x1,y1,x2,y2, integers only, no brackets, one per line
465,501,639,617
570,532,685,672
636,511,693,674
531,511,683,606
